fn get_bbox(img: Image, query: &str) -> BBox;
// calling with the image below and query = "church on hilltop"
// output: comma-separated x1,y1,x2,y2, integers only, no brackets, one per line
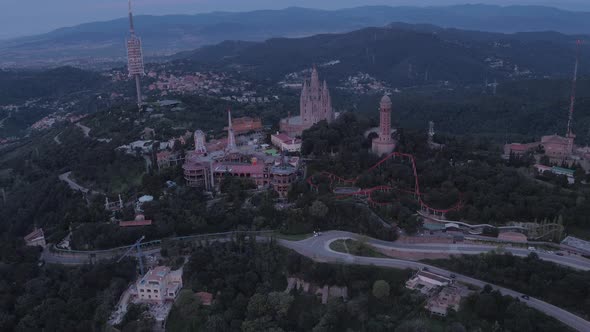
280,66,334,136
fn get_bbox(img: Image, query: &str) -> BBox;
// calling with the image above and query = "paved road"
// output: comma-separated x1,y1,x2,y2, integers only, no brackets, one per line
76,123,91,137
41,230,590,331
310,231,590,271
278,231,590,332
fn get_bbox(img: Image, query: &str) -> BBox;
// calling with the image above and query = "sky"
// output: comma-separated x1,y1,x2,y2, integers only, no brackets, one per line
1,0,589,39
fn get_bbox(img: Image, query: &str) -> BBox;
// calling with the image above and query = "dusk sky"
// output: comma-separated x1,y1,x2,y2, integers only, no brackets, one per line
1,0,589,39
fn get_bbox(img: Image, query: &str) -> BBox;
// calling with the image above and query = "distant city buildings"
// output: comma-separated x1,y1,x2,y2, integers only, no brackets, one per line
280,66,334,137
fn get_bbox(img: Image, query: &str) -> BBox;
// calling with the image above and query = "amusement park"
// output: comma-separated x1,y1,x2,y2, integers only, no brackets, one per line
304,95,565,243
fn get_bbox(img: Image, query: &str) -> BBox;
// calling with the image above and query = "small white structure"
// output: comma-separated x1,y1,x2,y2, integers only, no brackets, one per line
24,228,46,247
405,270,452,295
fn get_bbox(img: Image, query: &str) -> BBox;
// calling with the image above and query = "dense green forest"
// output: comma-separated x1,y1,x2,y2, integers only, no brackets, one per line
0,236,136,331
0,67,107,105
183,25,590,85
161,238,569,332
427,252,590,319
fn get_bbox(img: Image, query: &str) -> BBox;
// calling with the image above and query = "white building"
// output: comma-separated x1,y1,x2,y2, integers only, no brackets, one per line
271,133,302,153
136,266,183,303
405,270,452,295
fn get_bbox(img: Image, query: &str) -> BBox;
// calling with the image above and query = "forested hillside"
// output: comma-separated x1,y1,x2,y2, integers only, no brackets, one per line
180,25,589,85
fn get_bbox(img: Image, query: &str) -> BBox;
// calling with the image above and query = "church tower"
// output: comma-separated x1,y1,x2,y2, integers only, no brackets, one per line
300,66,333,128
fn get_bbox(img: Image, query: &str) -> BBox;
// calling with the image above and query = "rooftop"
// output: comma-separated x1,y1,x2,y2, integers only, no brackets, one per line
417,270,451,284
141,266,171,284
195,292,213,306
273,133,301,144
24,228,44,242
213,162,265,175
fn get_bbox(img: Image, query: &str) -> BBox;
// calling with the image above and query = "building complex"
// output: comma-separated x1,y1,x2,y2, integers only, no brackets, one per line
504,40,590,171
131,266,183,303
183,110,300,198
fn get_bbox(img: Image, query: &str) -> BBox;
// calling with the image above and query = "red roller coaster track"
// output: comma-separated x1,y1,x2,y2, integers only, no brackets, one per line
306,152,462,215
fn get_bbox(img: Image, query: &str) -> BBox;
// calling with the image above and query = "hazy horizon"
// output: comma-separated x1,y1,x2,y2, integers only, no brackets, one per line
1,0,589,39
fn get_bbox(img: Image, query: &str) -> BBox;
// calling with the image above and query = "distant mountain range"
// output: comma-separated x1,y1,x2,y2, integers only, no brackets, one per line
2,4,590,68
178,23,589,86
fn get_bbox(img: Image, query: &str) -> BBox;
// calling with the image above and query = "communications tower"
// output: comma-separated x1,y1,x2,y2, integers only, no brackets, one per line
126,0,145,109
566,40,582,154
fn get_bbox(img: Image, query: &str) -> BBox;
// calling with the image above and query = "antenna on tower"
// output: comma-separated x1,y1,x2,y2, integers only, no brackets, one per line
566,39,582,138
126,0,145,110
128,0,135,35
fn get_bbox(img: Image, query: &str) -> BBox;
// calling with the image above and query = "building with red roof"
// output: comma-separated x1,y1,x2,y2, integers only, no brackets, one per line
195,292,214,306
271,133,302,152
224,117,263,135
119,215,153,227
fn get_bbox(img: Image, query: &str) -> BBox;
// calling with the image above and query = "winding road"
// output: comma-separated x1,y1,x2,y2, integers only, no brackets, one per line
42,230,590,331
278,231,590,332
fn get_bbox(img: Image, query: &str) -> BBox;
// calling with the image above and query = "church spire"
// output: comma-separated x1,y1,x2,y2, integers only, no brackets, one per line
226,108,238,153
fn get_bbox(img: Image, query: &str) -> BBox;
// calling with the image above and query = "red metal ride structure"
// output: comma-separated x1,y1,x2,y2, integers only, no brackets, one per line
307,152,462,217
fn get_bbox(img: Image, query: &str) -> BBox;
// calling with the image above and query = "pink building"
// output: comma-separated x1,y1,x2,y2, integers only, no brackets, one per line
372,95,396,156
503,142,539,157
224,117,263,135
280,66,334,136
541,134,574,160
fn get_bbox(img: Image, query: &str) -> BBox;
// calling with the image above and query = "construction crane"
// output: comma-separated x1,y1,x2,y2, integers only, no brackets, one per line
566,39,583,139
117,235,146,276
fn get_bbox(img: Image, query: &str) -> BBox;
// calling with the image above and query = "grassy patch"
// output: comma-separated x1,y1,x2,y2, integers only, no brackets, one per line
329,239,389,258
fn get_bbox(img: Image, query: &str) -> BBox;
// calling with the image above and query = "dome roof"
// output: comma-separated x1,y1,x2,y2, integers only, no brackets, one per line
380,95,392,108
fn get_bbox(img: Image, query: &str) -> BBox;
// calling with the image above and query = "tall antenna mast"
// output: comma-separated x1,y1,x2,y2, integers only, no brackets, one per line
567,40,582,138
128,0,135,35
126,0,145,110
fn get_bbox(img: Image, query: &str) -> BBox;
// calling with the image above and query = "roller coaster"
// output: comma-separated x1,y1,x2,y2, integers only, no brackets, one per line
306,152,462,216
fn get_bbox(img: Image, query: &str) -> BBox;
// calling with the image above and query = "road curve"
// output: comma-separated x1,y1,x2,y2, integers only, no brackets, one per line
299,231,590,271
277,231,590,332
41,230,590,331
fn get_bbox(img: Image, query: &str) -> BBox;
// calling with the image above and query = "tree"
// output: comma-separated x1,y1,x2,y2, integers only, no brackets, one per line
310,200,329,218
372,280,390,299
